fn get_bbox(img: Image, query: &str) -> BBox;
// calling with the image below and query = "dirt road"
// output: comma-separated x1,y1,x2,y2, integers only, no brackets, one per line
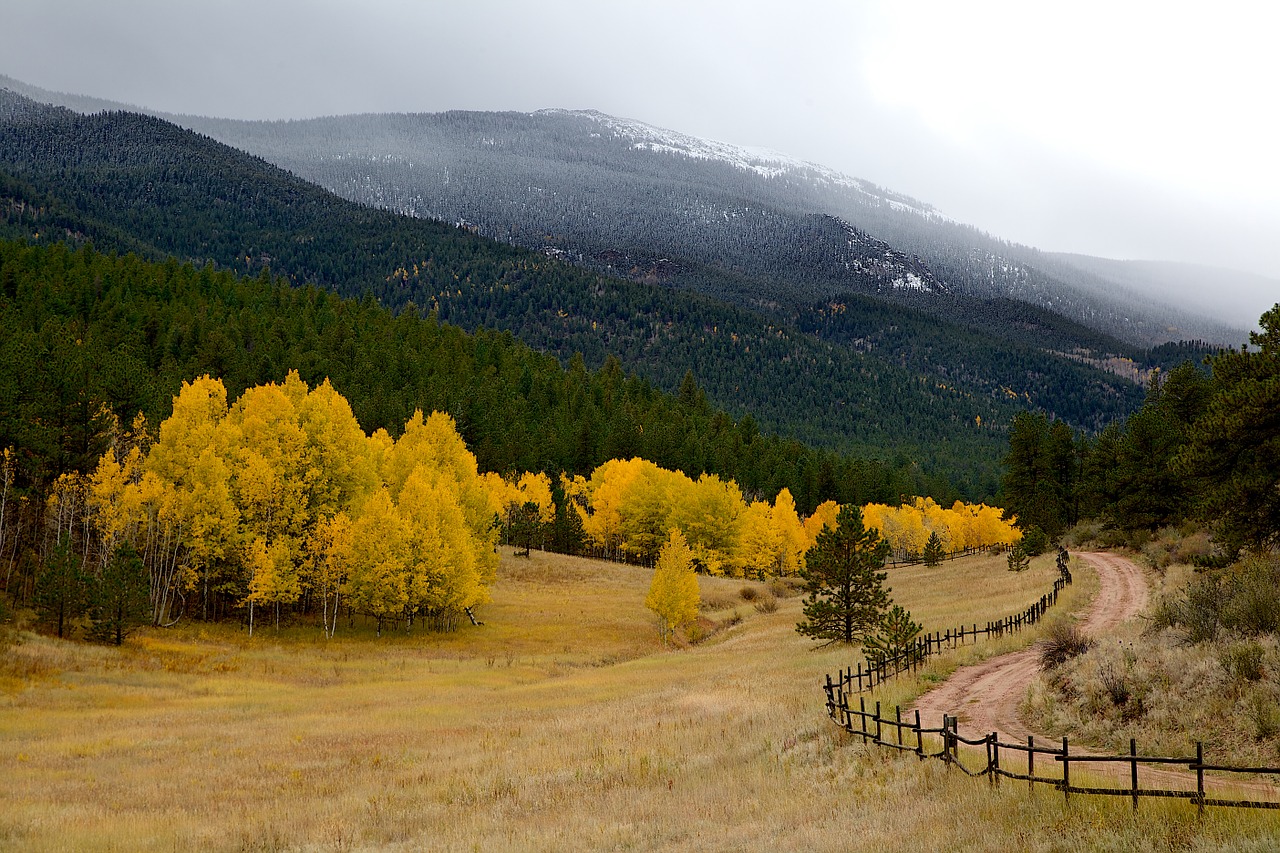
905,552,1278,798
909,551,1149,742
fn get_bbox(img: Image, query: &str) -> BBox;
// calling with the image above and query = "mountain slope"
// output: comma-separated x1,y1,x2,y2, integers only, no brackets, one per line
0,88,1149,496
0,75,1236,348
95,103,1241,349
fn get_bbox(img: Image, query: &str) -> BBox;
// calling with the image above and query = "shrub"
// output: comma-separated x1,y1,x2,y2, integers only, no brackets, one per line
753,593,778,614
1021,526,1050,557
1221,641,1267,684
1225,557,1280,636
1098,662,1131,708
1248,690,1280,741
700,593,735,611
767,577,802,599
1039,621,1093,669
738,585,759,602
1140,541,1173,572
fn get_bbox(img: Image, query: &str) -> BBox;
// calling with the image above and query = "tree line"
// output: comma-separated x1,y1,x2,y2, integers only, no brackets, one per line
1001,304,1280,557
0,239,965,624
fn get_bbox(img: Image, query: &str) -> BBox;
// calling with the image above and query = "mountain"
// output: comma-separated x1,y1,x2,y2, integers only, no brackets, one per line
0,86,1153,497
110,107,1246,349
0,75,1242,349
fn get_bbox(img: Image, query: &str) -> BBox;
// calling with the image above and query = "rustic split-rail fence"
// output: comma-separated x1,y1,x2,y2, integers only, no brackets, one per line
822,558,1280,812
831,568,1071,696
824,694,1280,812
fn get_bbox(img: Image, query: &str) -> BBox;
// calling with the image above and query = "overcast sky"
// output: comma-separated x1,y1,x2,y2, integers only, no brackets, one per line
2,1,1277,308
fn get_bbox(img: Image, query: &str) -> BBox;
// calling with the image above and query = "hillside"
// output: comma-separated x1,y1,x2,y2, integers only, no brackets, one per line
0,239,933,514
0,89,1152,494
79,101,1242,349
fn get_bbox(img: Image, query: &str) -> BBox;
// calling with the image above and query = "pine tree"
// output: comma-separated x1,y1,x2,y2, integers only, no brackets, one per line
1007,542,1031,572
795,505,891,647
862,604,923,666
36,538,90,638
87,543,150,645
645,529,699,643
922,531,945,566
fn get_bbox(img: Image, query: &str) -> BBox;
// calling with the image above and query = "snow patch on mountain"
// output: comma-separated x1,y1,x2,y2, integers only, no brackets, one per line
541,109,951,223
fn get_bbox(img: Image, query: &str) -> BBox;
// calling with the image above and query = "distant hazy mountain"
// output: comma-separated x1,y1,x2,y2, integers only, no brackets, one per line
0,74,1243,348
1048,253,1274,337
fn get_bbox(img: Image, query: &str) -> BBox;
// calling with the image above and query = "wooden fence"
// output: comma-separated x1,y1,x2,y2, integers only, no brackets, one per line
822,694,1280,812
831,571,1071,695
885,545,985,568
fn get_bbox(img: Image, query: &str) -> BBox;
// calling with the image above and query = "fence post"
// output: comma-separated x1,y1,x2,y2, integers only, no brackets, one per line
896,705,903,747
1028,735,1035,792
1062,736,1070,804
1196,741,1205,817
875,700,882,743
915,709,924,759
859,696,868,743
990,733,1000,786
1130,738,1139,811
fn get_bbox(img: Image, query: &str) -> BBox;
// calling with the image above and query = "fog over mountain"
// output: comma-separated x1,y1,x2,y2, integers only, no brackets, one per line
0,0,1276,316
0,73,1254,348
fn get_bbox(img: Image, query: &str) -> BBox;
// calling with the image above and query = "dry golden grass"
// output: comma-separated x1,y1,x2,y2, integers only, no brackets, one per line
1,548,1276,851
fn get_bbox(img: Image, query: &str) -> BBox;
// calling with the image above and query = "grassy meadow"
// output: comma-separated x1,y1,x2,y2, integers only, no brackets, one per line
2,549,1278,851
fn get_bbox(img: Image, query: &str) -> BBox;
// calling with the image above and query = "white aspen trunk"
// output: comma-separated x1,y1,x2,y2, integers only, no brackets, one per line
248,598,255,637
321,582,330,639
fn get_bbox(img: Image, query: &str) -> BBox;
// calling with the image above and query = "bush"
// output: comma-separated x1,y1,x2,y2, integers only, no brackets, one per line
1225,557,1280,636
1039,621,1093,669
1247,690,1280,741
1021,526,1050,557
1221,641,1266,683
767,577,802,599
753,593,778,614
738,585,759,602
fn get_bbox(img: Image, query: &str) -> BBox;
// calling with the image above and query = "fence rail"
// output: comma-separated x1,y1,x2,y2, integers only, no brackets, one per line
824,679,1280,812
833,570,1071,695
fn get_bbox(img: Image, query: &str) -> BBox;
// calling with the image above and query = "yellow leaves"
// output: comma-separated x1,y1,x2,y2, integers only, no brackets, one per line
516,472,555,525
837,497,1020,557
89,373,502,630
645,528,699,640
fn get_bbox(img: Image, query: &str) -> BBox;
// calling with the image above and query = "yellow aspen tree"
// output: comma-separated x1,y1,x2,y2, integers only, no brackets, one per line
305,512,353,638
948,501,979,551
645,528,700,643
769,488,809,575
917,497,953,551
345,488,409,636
398,470,485,631
670,473,744,575
141,376,240,622
895,503,929,556
616,460,680,563
243,536,299,635
383,410,498,588
515,472,555,525
859,503,894,548
577,458,643,559
803,500,841,549
297,376,380,519
734,500,780,579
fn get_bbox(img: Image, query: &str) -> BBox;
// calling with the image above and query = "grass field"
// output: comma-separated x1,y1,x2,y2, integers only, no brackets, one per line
2,548,1278,851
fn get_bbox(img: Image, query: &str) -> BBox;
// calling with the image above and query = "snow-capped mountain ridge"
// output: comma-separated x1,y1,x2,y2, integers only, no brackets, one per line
541,108,948,222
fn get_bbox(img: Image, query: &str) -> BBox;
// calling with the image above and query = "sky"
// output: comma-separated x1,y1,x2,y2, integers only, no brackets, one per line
2,0,1277,315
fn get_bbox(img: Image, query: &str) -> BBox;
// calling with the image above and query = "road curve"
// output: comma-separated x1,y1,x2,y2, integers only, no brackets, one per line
909,551,1148,742
905,553,1278,798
